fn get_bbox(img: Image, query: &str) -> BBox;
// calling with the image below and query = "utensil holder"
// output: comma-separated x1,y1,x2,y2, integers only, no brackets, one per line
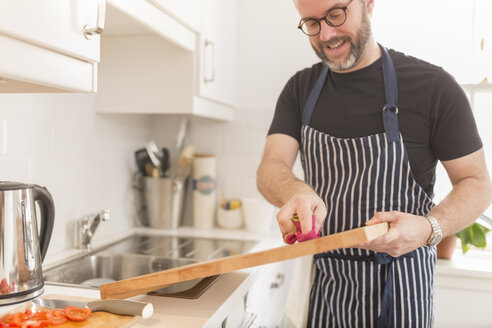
138,176,186,229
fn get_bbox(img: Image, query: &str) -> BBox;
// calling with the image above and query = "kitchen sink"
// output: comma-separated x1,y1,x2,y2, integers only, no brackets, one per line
44,234,258,298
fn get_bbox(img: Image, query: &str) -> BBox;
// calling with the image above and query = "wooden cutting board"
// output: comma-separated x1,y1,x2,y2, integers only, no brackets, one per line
3,294,141,328
100,222,388,300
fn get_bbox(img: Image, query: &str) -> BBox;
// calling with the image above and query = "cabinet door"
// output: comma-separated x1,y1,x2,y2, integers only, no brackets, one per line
473,0,492,82
0,0,101,63
246,260,296,326
147,0,201,32
198,0,237,107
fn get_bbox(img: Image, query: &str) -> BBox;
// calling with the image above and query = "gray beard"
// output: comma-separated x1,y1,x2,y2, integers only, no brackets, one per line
313,10,372,71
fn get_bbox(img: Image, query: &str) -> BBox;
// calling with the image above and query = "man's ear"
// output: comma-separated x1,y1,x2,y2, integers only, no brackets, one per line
365,0,375,16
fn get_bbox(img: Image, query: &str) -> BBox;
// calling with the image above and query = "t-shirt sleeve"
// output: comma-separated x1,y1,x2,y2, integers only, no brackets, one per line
268,74,303,145
430,69,483,161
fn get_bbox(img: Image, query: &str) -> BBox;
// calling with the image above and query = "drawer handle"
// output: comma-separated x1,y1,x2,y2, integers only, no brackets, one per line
270,273,285,289
84,0,106,39
241,310,258,328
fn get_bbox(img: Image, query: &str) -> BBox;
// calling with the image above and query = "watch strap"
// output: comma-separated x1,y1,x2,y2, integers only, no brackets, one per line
424,214,442,247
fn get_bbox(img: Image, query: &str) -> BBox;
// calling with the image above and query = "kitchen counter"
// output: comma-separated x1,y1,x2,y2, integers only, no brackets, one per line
2,226,492,327
1,226,285,327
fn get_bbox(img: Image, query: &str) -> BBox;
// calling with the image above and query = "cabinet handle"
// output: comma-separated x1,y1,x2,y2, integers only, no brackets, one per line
84,0,106,39
270,273,285,289
241,310,258,328
204,40,216,83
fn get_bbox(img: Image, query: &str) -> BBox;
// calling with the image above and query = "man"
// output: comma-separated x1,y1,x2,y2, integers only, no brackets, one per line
256,0,492,327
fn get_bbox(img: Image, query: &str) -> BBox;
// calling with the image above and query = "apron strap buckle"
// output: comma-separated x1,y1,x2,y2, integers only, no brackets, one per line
383,104,399,114
382,104,400,142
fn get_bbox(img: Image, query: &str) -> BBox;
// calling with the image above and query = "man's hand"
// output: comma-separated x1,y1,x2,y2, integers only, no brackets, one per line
276,192,327,237
359,211,432,257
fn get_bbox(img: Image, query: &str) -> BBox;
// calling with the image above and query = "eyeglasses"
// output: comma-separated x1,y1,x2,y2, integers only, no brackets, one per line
298,0,354,36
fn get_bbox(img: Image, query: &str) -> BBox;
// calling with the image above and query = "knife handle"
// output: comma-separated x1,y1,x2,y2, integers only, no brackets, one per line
87,300,154,319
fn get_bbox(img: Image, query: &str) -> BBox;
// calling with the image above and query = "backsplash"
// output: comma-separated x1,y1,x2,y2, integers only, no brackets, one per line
0,93,154,256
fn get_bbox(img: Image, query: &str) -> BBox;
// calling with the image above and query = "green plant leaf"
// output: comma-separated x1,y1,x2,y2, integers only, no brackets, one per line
456,222,489,253
471,223,488,248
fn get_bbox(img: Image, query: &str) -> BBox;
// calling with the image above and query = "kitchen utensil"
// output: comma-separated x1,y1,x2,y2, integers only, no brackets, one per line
100,222,389,299
134,148,153,176
161,147,170,176
173,145,195,181
145,141,164,177
4,294,141,328
32,298,153,318
175,117,189,155
0,182,55,305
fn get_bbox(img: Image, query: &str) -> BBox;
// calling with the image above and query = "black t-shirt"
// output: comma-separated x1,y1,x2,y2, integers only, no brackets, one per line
268,49,482,197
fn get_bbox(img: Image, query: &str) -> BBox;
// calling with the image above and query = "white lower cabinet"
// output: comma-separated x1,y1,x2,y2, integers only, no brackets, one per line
242,260,296,328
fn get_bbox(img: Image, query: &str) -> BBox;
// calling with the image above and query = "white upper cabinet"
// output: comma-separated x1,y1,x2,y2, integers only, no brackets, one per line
104,0,197,52
95,0,237,121
0,0,102,92
0,0,101,62
473,0,492,83
147,0,201,32
198,0,237,107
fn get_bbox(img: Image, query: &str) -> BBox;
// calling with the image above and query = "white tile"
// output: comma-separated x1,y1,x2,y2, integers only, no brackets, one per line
0,155,30,182
0,94,33,118
1,119,7,155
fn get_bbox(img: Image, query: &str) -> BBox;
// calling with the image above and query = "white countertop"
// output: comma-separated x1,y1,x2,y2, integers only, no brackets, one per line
2,225,491,327
1,226,284,327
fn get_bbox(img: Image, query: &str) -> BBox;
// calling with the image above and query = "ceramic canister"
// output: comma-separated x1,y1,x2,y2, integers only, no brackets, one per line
192,154,217,229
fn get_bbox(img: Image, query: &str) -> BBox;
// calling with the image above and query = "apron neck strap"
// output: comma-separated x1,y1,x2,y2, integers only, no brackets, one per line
302,66,328,126
379,44,400,142
301,44,400,142
380,44,398,110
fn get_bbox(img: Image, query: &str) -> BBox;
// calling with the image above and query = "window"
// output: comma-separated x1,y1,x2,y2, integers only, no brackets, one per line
435,88,492,252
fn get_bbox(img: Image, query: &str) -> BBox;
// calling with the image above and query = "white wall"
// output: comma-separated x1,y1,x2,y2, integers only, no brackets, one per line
0,93,153,256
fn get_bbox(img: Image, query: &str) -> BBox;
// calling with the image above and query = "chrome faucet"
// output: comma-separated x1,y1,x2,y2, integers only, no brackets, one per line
76,209,110,251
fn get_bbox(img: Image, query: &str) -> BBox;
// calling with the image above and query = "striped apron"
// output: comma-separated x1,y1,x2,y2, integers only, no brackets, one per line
303,46,436,328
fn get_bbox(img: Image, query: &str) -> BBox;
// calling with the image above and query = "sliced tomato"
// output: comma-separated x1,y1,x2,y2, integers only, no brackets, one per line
46,309,67,326
27,312,47,322
9,312,26,327
64,306,91,322
23,319,43,327
0,313,12,325
0,279,9,295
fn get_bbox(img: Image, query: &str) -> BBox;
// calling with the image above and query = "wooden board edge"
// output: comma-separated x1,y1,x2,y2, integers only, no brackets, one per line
364,222,389,241
100,223,389,300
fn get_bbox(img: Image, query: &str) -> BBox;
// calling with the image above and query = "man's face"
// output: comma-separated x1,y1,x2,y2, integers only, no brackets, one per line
296,0,373,72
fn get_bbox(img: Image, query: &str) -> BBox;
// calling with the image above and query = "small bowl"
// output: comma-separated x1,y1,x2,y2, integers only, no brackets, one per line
216,207,243,230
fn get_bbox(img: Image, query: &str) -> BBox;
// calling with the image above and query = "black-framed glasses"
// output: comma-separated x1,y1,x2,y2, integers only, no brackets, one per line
298,0,354,36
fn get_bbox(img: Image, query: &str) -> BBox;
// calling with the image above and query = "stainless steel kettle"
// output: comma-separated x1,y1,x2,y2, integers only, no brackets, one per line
0,182,54,305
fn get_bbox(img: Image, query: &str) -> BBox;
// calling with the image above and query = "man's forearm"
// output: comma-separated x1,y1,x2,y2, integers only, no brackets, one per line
430,176,492,237
257,159,315,208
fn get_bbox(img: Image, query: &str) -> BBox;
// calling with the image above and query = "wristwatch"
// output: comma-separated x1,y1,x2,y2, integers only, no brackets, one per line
423,214,442,247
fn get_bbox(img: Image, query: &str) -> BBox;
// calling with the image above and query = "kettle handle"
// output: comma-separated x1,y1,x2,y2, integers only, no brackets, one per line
33,185,55,262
